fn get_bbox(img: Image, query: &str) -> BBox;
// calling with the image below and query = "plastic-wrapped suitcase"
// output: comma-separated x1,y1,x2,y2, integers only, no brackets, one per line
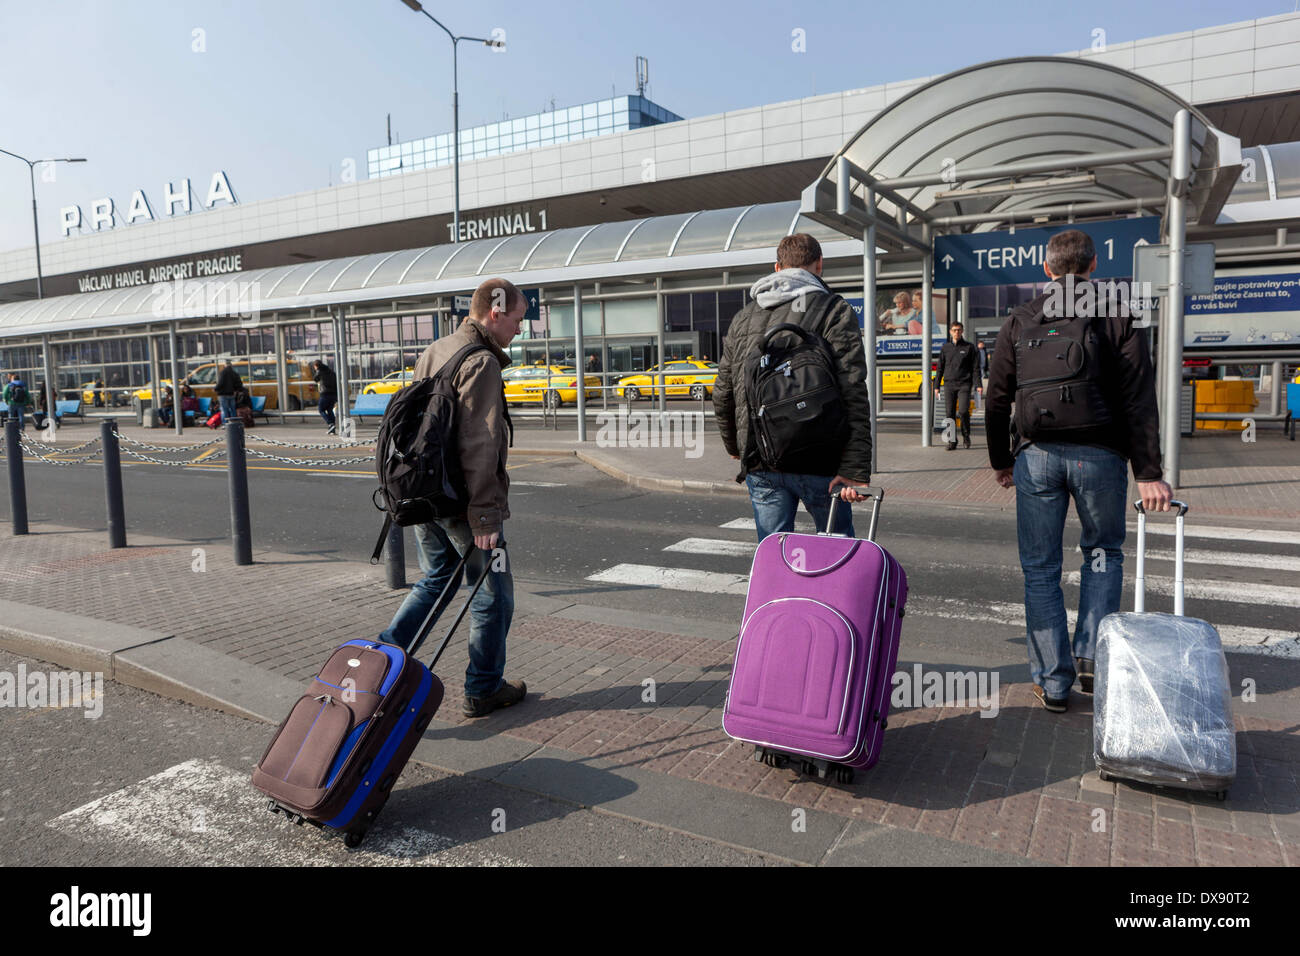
252,545,495,847
722,489,908,783
1094,501,1236,799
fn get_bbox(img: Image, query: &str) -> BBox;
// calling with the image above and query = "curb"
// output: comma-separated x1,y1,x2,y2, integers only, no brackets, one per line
573,450,747,497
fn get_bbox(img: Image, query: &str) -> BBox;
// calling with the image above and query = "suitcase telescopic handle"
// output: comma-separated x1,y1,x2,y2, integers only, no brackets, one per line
823,487,882,541
1133,500,1189,616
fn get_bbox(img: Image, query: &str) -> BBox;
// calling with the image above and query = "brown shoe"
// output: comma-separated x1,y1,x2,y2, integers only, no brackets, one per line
1032,684,1068,713
463,679,527,718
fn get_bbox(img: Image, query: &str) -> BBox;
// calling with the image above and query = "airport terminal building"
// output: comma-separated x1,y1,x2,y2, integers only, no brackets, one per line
1,12,1298,421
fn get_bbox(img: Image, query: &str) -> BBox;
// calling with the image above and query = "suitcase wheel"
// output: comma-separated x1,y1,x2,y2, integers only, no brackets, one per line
800,760,818,777
834,766,854,785
343,830,365,849
1097,771,1110,782
759,751,789,769
266,800,281,815
1215,790,1228,802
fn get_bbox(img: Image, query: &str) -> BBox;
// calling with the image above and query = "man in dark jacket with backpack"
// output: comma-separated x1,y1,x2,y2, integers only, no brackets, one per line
215,359,243,424
986,229,1172,713
3,374,32,431
935,321,980,449
379,278,528,719
714,234,872,539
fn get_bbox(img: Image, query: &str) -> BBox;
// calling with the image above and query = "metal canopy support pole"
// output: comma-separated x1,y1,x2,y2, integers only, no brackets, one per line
274,322,289,424
40,334,55,434
333,308,351,437
573,284,587,441
656,279,667,412
1270,361,1283,416
147,333,161,427
863,198,879,475
168,321,183,435
921,224,934,448
1162,110,1191,489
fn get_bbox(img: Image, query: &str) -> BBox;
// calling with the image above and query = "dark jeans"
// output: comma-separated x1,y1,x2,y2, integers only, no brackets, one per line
218,395,237,423
944,384,973,441
379,518,514,699
318,392,337,427
1014,442,1128,698
744,470,855,540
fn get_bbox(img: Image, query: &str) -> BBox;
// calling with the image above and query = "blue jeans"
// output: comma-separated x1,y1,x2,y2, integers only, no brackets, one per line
744,471,855,541
219,396,238,423
318,392,337,427
1014,442,1128,698
379,518,514,699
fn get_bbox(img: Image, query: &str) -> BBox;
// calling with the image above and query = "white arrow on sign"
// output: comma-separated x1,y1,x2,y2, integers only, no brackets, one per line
941,254,955,269
1134,238,1150,247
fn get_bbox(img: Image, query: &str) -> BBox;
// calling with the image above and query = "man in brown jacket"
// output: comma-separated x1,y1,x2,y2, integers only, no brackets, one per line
379,277,528,718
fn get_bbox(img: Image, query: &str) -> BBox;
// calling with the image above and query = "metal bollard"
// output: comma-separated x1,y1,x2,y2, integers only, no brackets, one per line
101,420,126,548
6,418,28,535
225,420,253,565
384,521,406,589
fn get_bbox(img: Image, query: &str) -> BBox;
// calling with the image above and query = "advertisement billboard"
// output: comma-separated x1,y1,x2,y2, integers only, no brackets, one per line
1185,266,1300,349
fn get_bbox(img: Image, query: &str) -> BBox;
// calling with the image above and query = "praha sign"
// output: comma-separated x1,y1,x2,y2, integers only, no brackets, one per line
60,171,238,237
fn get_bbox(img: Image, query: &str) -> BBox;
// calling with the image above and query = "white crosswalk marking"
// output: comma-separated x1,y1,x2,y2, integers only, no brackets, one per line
1064,571,1300,608
1148,548,1300,572
1139,524,1298,546
586,563,750,595
46,759,524,867
719,517,814,532
664,537,756,557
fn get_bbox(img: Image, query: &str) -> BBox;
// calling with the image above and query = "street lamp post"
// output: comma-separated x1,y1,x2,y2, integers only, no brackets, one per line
0,149,86,299
398,1,504,243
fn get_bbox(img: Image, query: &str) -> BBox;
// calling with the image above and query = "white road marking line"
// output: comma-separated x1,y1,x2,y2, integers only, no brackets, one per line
719,517,814,531
663,537,756,557
46,758,523,867
1066,571,1300,608
1138,524,1299,546
511,481,566,488
585,563,750,595
1147,548,1300,573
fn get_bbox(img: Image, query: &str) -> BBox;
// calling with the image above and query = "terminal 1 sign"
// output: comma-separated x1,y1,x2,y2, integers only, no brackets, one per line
933,217,1161,289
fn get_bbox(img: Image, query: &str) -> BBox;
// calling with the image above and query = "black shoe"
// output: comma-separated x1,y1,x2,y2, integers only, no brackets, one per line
1076,657,1094,695
946,441,957,451
1033,684,1068,713
963,437,971,449
463,679,527,718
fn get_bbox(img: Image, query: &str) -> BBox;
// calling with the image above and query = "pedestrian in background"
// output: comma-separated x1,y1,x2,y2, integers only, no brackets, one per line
3,373,32,431
312,359,338,435
714,233,872,539
935,321,980,450
986,229,1172,713
215,359,243,424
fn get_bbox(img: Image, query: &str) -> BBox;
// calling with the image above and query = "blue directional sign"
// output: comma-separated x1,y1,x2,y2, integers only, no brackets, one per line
933,217,1161,289
450,287,540,322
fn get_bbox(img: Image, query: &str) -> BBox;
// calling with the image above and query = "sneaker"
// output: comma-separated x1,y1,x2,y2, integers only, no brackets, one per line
326,424,336,435
963,437,972,449
463,679,527,718
1076,657,1095,695
1032,684,1068,713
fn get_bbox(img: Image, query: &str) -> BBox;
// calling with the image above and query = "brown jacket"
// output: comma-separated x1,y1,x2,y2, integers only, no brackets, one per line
413,319,512,534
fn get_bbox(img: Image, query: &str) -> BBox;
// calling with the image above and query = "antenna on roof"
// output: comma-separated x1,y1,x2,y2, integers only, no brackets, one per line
387,113,392,146
635,56,649,97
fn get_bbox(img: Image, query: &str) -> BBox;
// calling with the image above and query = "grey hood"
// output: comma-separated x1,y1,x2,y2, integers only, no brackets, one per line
749,268,830,310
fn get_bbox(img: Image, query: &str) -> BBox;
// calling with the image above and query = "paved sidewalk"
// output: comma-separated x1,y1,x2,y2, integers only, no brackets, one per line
2,522,1296,866
26,411,1298,520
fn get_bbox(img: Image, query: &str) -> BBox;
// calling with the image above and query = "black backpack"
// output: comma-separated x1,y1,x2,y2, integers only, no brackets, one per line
369,342,494,562
9,382,28,406
1012,307,1113,442
743,297,848,475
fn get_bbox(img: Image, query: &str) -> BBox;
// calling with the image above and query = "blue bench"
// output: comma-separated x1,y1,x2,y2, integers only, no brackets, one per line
349,393,391,420
56,399,84,421
251,395,269,420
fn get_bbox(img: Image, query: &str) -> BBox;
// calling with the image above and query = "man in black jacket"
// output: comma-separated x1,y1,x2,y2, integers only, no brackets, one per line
935,321,980,449
215,359,243,425
312,360,338,434
986,229,1172,713
714,234,872,539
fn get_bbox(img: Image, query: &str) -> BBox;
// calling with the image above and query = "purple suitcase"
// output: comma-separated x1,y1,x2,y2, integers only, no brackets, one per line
722,490,907,783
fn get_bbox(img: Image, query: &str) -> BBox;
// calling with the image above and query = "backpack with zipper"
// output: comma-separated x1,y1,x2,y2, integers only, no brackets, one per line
743,295,847,475
1012,302,1113,442
370,342,500,562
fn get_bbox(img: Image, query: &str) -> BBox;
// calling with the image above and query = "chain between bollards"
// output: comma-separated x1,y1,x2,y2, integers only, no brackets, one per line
101,419,126,548
384,520,406,589
6,418,28,535
225,419,253,566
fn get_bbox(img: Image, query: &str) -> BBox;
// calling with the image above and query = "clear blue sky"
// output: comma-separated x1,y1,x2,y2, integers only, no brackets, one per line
0,0,1287,254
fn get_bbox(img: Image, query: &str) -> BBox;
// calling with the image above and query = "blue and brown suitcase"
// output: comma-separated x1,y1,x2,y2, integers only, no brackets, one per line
252,545,494,847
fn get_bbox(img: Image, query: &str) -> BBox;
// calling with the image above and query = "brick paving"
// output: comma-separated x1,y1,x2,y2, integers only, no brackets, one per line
2,524,1296,866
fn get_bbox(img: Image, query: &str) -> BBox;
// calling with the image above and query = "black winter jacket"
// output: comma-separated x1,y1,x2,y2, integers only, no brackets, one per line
714,290,872,482
936,337,980,389
215,366,243,396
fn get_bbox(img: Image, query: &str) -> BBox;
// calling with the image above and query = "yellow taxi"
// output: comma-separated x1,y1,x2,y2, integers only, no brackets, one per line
132,359,316,411
363,368,415,395
882,370,926,397
615,358,718,401
502,364,600,408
